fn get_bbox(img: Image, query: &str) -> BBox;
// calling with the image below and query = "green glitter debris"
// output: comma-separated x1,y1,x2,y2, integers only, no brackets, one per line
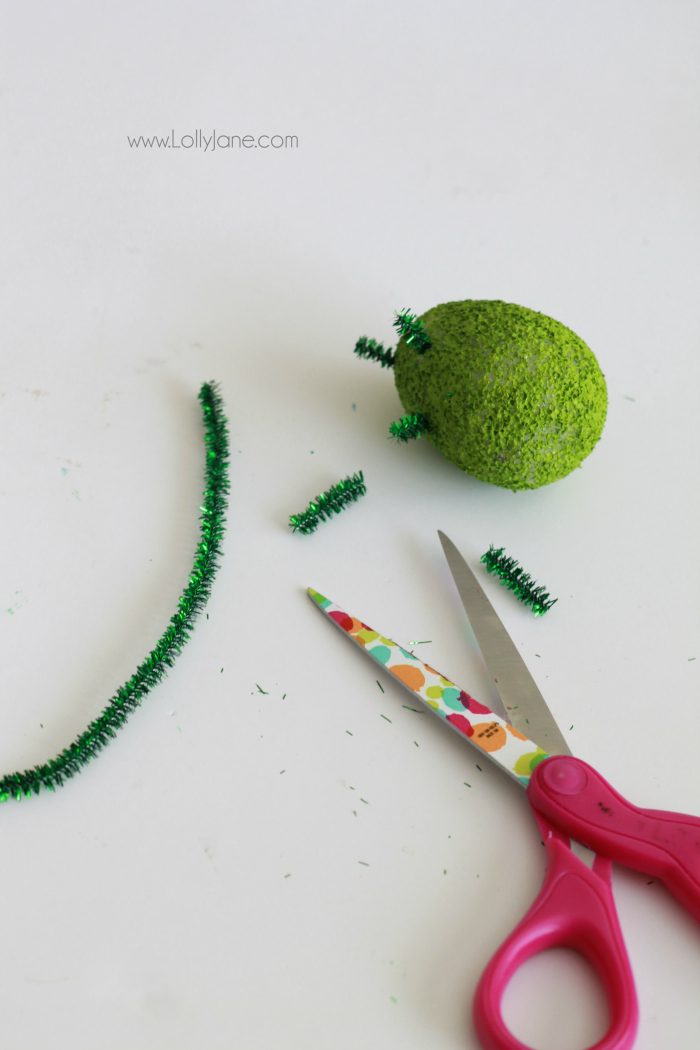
389,413,429,442
480,545,557,616
354,336,395,369
393,309,431,354
289,471,366,534
0,382,229,803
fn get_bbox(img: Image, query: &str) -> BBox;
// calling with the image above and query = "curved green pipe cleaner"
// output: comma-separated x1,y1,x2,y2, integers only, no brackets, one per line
0,381,230,802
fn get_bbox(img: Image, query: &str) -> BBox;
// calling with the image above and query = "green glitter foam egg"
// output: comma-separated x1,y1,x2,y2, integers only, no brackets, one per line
393,299,607,490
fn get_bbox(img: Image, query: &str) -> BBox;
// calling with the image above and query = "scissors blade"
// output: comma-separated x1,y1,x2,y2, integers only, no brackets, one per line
307,587,550,787
437,531,571,758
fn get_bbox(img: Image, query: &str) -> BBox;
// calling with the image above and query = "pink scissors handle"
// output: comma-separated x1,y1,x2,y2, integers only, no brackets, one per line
473,814,638,1050
528,756,700,921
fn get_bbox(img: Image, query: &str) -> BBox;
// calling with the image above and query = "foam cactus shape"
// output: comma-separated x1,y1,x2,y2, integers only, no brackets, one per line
354,300,607,490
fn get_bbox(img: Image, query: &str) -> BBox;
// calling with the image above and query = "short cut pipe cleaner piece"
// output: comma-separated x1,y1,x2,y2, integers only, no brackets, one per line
0,382,229,802
480,545,557,616
289,471,366,534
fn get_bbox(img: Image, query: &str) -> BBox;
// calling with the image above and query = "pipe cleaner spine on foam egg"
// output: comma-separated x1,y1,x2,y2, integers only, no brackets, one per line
353,336,395,369
354,300,607,491
389,413,429,443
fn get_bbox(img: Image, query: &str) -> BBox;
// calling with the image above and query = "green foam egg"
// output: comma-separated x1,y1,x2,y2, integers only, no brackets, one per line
393,299,607,490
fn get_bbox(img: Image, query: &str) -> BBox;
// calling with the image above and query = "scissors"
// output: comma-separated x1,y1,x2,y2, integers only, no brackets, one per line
307,531,700,1050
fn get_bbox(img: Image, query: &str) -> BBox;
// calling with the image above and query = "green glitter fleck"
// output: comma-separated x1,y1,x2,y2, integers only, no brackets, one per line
0,382,229,803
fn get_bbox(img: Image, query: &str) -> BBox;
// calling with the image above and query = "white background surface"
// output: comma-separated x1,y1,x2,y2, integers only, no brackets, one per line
1,3,699,1048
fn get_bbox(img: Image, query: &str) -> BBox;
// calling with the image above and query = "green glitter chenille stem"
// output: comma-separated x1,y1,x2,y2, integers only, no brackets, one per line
353,336,395,369
394,309,431,354
289,471,366,534
481,545,556,616
0,382,230,803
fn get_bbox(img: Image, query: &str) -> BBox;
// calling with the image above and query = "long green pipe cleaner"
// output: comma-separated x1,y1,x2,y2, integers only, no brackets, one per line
0,381,230,802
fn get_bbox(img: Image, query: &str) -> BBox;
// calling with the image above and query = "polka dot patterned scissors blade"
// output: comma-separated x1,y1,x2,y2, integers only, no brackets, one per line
307,535,700,1050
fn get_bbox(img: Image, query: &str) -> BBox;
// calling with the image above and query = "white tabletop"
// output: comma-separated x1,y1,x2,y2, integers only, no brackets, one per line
2,3,699,1047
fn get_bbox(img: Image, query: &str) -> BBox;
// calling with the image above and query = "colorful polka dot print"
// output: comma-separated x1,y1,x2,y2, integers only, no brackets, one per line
308,588,549,787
